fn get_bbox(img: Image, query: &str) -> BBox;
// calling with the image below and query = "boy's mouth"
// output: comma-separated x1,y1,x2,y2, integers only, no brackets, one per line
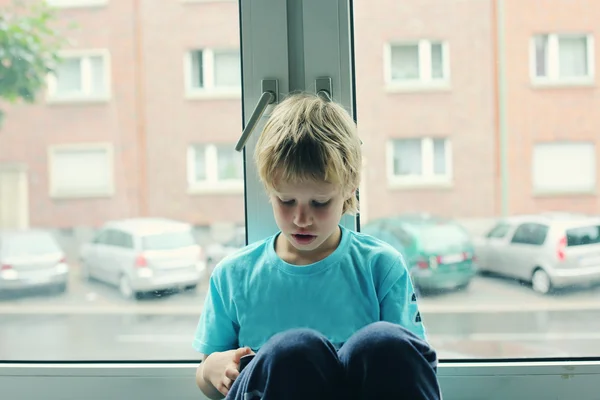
292,234,317,245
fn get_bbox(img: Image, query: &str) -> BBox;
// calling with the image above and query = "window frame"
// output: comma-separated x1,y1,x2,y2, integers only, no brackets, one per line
183,48,242,99
186,144,244,194
46,49,112,103
384,40,451,92
530,33,595,87
48,143,115,199
386,137,453,188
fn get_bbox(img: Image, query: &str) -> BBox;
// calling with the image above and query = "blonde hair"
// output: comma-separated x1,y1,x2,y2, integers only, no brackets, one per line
255,92,362,215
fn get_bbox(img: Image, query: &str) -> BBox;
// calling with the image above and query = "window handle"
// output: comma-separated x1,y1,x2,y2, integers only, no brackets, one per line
235,79,278,152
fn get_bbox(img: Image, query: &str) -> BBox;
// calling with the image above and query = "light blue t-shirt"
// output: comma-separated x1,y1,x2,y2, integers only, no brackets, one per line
193,225,426,355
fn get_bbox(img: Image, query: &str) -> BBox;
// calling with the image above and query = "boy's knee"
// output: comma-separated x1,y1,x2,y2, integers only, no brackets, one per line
260,328,333,365
344,321,437,368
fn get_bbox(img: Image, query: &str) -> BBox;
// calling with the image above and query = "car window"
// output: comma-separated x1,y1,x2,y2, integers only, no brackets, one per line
142,230,196,251
389,227,414,248
419,224,470,253
486,223,511,239
566,225,600,247
93,230,111,245
511,223,548,246
110,230,134,249
1,233,61,256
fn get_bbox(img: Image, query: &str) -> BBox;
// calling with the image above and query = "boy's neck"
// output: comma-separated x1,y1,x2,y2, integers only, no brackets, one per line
275,226,342,266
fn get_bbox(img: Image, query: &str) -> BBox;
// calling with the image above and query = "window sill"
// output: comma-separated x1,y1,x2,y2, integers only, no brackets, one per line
46,0,109,9
533,190,596,198
50,191,114,200
388,180,453,190
531,79,595,89
185,90,242,101
46,95,111,105
385,82,451,94
188,185,244,195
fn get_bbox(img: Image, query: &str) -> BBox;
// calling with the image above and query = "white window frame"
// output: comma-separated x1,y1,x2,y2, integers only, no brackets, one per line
46,49,112,103
386,138,453,188
186,144,244,194
530,33,595,87
45,0,108,8
48,143,115,199
184,48,242,99
384,40,451,92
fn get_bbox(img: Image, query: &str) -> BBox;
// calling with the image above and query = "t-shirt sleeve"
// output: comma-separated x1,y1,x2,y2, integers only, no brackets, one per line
192,273,239,355
378,254,427,341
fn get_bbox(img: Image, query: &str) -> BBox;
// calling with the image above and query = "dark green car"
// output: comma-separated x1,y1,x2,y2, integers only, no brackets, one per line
361,214,477,291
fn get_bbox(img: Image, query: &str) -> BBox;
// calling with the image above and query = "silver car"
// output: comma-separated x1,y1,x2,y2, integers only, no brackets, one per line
80,218,206,299
205,227,246,271
0,230,69,294
474,213,600,294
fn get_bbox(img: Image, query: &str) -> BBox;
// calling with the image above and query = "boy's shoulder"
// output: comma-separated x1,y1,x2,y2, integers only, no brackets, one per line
346,228,406,266
211,234,272,278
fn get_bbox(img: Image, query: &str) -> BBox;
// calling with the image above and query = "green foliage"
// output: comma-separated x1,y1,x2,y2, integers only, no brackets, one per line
0,1,66,125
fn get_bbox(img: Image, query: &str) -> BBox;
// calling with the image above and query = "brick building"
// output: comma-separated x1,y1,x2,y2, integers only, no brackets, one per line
0,0,598,232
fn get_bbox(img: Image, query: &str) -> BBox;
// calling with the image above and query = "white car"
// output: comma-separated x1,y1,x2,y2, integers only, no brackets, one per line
80,218,206,299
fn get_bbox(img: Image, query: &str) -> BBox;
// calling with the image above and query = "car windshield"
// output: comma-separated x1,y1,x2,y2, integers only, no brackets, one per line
566,225,600,247
418,224,470,253
142,230,196,251
2,233,61,257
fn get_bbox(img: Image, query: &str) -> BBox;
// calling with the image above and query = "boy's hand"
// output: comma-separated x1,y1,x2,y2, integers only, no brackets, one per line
203,347,255,397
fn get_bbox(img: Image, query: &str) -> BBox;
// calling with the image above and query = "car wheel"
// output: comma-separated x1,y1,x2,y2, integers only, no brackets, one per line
50,282,67,295
532,268,552,295
184,284,198,291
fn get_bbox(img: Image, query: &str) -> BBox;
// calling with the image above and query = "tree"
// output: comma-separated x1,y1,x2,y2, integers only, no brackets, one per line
0,0,66,126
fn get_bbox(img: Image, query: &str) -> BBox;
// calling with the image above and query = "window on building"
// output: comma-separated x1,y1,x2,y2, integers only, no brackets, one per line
387,138,452,185
532,34,594,84
187,144,243,192
47,52,110,101
46,0,108,8
49,145,114,198
386,40,449,88
532,142,596,194
185,48,241,97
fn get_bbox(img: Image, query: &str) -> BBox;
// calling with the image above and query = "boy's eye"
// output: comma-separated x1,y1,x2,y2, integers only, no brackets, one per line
312,200,331,208
279,199,295,206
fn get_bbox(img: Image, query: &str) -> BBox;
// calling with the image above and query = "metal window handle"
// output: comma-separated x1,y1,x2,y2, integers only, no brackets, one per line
235,79,279,152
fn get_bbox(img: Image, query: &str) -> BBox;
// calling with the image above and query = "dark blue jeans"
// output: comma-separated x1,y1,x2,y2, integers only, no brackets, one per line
226,321,441,400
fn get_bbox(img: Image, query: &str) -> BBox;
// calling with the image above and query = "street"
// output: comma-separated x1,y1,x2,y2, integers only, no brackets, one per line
2,266,600,361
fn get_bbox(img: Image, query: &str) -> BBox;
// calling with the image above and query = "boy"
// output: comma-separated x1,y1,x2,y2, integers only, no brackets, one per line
193,93,441,400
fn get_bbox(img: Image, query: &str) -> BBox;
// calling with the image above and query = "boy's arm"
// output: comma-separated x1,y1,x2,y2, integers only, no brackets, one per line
196,354,225,400
379,261,427,341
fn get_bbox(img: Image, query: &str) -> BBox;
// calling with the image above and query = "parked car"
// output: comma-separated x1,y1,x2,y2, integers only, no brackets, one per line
205,227,246,271
473,213,600,294
0,230,69,294
361,214,477,292
79,218,206,299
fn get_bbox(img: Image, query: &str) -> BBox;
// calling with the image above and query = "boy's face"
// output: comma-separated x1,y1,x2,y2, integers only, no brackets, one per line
270,179,348,256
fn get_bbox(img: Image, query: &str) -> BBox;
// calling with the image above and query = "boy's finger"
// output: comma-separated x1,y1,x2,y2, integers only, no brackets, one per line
233,347,251,363
225,366,240,381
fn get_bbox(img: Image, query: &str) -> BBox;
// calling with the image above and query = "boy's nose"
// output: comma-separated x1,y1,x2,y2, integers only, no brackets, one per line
293,208,312,227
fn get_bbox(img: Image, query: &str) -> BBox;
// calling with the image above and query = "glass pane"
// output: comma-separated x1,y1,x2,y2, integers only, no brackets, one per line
55,58,82,94
431,42,444,79
193,145,207,181
559,36,588,77
89,56,105,95
0,1,244,362
433,139,446,175
213,50,241,88
354,1,600,362
390,44,420,80
216,144,243,180
191,50,204,88
393,139,422,176
534,35,548,77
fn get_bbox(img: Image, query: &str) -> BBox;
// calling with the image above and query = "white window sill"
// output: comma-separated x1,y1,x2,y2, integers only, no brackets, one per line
533,189,596,197
46,95,111,105
385,81,451,94
50,190,114,200
388,180,453,190
188,184,244,195
185,89,242,100
46,0,108,9
531,78,595,89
